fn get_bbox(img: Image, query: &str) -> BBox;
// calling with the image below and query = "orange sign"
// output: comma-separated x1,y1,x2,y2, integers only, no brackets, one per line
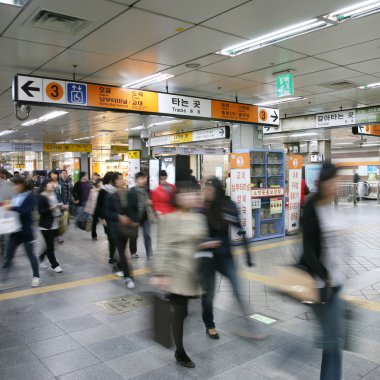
363,124,380,136
87,85,158,113
45,82,64,101
288,155,302,170
230,152,250,169
211,100,259,123
259,109,268,122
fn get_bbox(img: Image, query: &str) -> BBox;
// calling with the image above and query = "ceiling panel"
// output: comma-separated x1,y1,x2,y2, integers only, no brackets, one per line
293,67,362,88
74,8,193,59
324,87,380,105
106,0,136,5
34,49,121,79
137,0,248,24
0,3,21,34
277,13,380,56
82,58,170,85
131,26,246,66
200,46,305,77
0,70,15,92
202,0,351,39
3,0,127,48
316,39,380,66
238,57,337,84
228,83,277,100
0,37,64,73
190,77,258,96
347,58,380,75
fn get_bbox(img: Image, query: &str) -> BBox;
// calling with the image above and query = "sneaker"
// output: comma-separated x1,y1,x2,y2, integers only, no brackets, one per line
92,236,97,241
126,278,135,289
31,277,41,287
115,271,124,277
108,258,115,264
40,261,48,269
131,253,139,259
57,237,64,244
54,266,63,273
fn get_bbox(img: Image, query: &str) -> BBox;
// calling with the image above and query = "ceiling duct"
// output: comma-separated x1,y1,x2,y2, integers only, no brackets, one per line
27,10,91,34
320,81,358,91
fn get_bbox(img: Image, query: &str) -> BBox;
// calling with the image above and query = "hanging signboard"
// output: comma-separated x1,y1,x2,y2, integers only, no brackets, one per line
43,144,92,153
152,146,225,155
0,142,43,152
276,73,294,98
13,75,279,126
287,155,302,232
316,110,355,128
356,106,380,124
111,145,129,154
353,124,380,137
230,153,253,239
149,126,230,147
127,150,141,189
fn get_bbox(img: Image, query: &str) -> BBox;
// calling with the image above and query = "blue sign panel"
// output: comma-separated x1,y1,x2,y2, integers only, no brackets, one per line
67,82,87,105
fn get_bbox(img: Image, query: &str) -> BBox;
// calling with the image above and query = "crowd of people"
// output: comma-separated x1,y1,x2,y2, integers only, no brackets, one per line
0,164,348,378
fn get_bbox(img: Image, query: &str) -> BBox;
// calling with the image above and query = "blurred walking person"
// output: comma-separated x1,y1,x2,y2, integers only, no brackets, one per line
2,176,40,287
38,180,64,273
301,163,345,380
201,177,253,340
151,170,176,216
85,178,101,240
104,172,135,289
72,172,91,228
151,182,208,368
0,170,13,256
128,172,153,259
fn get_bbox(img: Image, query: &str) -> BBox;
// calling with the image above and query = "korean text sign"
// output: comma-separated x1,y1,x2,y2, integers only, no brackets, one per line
288,155,302,232
230,153,253,239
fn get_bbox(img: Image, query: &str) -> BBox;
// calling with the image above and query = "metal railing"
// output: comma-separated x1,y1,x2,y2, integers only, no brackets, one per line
335,182,358,206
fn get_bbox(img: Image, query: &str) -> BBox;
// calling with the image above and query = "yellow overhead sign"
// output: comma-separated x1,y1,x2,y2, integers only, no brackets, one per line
43,144,92,152
111,145,129,154
127,150,141,159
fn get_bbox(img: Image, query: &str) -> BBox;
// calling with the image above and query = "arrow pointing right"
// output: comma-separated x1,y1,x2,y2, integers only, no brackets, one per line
219,128,224,136
271,110,279,123
21,80,40,97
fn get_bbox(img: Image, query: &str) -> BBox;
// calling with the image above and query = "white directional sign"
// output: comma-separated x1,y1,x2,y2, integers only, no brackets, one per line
17,76,42,102
258,107,280,133
158,93,211,118
316,110,355,128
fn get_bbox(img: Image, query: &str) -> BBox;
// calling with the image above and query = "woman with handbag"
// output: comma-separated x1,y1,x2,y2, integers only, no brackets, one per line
301,163,345,380
38,180,64,273
104,172,136,289
2,175,40,287
150,181,208,368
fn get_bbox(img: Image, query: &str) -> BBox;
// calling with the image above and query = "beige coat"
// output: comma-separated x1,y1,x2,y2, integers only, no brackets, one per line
152,211,207,296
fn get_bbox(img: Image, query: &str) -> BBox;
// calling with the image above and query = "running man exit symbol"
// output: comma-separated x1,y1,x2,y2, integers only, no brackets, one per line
276,73,294,98
67,82,87,105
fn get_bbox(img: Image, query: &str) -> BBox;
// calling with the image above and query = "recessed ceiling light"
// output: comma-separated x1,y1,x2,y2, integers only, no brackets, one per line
358,81,380,89
21,111,68,126
0,0,29,7
123,73,174,89
328,0,380,22
0,129,14,137
185,63,201,69
129,125,144,131
256,96,308,106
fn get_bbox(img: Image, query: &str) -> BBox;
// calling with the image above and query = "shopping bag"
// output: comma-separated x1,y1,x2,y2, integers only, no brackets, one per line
0,208,21,235
271,266,320,304
152,293,172,348
58,210,69,236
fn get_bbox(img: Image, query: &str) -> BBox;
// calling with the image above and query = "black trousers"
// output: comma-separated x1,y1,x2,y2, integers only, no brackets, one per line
91,216,98,238
40,229,59,269
115,238,132,279
169,294,189,352
104,225,116,260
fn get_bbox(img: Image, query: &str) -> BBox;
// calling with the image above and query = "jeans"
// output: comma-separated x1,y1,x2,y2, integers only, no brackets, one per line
312,287,344,380
129,219,152,258
3,232,39,278
169,294,189,352
40,229,59,269
75,206,85,226
200,254,244,329
115,238,132,279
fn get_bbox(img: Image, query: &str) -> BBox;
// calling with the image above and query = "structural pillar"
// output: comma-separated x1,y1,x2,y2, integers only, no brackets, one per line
231,124,263,151
128,136,148,157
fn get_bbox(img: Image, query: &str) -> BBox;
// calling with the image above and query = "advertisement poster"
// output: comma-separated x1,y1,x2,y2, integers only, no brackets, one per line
288,155,302,232
127,151,141,189
160,156,176,185
230,153,253,239
149,159,160,191
270,198,283,215
305,165,322,192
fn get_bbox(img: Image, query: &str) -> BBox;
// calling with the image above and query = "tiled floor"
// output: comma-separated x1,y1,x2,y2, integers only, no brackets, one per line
0,202,379,379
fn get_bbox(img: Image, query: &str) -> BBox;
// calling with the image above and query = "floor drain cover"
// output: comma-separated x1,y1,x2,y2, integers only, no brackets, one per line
96,295,146,315
249,313,278,325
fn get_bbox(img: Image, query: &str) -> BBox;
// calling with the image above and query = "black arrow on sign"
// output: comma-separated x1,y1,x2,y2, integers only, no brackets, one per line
21,80,40,97
219,128,225,136
265,126,271,132
292,222,297,228
271,110,279,123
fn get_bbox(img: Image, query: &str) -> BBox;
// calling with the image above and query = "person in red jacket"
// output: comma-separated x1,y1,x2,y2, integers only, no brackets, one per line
151,170,176,215
301,178,310,207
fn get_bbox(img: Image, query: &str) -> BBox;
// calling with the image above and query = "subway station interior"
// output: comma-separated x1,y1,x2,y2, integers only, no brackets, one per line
0,1,380,379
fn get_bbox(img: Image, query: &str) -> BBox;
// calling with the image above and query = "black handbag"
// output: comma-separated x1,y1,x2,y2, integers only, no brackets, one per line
152,293,172,348
117,191,138,240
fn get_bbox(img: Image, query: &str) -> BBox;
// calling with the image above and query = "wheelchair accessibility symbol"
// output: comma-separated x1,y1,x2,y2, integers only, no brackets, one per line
67,82,87,105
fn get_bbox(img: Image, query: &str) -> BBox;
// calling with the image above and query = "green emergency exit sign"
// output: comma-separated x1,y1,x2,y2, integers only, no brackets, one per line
277,73,294,97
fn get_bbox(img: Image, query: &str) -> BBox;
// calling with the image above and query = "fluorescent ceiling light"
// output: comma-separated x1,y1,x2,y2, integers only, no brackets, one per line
148,119,181,128
0,129,14,137
328,1,380,22
216,19,329,57
256,97,308,106
359,81,380,89
334,142,353,145
0,0,28,6
129,125,144,131
21,111,68,126
123,73,174,89
74,136,93,141
289,132,319,137
363,143,380,147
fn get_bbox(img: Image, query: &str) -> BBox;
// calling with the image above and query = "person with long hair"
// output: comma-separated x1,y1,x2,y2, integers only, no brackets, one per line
2,175,40,287
38,180,64,273
151,181,209,368
301,163,345,380
104,172,135,289
201,177,253,340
